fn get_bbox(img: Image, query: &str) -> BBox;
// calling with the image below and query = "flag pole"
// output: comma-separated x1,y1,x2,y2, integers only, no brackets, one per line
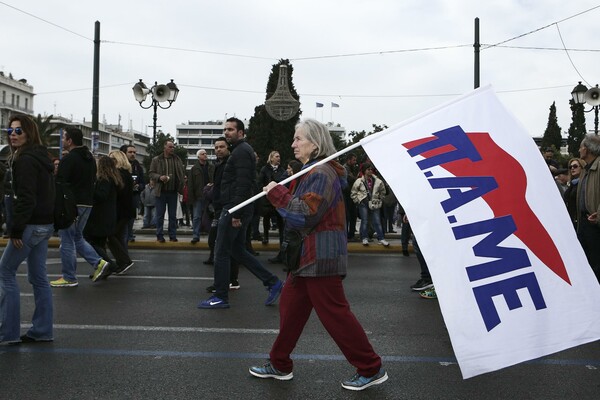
228,141,363,214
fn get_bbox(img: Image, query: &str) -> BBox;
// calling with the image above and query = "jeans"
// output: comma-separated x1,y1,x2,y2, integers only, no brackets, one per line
358,204,385,241
191,199,205,240
214,210,278,302
0,224,54,342
412,234,431,280
155,191,178,240
4,195,13,235
143,206,155,228
59,206,101,282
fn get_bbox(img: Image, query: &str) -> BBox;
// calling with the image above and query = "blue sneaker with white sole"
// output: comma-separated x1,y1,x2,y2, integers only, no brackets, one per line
341,368,388,391
197,295,230,309
265,279,283,306
249,362,293,380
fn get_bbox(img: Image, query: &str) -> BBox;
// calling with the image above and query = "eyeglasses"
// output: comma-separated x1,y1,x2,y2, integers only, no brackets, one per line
6,127,23,136
569,164,580,169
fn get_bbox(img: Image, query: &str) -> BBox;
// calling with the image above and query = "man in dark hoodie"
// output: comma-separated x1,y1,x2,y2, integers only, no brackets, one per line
50,128,110,287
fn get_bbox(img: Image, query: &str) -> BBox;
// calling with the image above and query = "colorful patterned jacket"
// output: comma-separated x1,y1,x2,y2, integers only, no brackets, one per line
267,160,348,277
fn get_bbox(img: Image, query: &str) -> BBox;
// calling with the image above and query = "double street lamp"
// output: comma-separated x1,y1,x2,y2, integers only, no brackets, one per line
571,81,600,135
132,79,179,143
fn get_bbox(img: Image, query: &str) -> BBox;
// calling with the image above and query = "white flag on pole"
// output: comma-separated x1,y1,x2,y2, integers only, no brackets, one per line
361,85,600,378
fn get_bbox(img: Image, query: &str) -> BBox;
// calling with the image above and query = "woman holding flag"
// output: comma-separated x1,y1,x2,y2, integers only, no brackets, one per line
249,119,387,391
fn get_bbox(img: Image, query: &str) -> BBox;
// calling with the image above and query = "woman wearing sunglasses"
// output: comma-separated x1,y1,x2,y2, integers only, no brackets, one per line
0,114,55,345
564,158,587,230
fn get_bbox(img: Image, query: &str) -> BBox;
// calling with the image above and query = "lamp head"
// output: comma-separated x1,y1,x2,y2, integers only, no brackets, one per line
132,79,150,103
571,81,588,104
166,80,179,102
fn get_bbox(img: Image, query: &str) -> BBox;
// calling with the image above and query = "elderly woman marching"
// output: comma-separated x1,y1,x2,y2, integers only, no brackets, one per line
0,114,55,344
249,119,387,391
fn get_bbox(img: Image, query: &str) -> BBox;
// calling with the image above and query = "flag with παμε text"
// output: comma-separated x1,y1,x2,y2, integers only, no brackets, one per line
360,85,600,379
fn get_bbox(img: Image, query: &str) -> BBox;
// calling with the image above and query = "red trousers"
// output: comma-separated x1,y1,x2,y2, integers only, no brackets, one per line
269,275,382,376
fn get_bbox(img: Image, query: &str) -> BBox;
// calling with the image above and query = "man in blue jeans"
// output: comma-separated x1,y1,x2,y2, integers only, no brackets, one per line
148,140,185,243
198,118,283,309
188,149,214,244
50,128,110,287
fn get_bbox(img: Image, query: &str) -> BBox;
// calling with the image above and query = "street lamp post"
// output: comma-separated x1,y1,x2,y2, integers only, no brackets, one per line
571,81,600,135
132,79,179,143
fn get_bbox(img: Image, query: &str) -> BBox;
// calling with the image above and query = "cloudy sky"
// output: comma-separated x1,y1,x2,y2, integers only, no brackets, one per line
2,0,599,140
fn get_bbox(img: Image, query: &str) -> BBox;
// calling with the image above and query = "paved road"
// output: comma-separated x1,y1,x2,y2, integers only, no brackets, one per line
1,248,599,399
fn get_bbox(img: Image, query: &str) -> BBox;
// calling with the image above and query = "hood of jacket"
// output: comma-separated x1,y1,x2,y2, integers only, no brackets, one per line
17,144,53,173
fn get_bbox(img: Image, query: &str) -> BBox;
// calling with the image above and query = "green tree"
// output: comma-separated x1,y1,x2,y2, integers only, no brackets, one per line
540,102,562,151
344,124,388,164
567,99,587,157
246,59,301,166
34,114,64,148
143,131,188,172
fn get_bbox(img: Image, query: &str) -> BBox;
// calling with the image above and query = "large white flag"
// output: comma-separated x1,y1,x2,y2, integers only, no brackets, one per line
361,85,600,379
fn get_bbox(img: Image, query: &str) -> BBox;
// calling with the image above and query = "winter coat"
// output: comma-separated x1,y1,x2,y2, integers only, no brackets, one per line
10,144,55,239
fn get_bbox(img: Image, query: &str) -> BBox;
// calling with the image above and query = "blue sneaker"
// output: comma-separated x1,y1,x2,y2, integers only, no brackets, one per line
265,279,283,306
341,368,388,391
249,362,293,380
197,295,230,309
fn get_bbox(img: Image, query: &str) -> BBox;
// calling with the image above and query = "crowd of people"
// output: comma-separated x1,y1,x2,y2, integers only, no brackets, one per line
12,114,600,390
0,115,395,391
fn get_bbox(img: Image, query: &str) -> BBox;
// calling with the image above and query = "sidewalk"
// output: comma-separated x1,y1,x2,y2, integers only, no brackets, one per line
0,217,410,254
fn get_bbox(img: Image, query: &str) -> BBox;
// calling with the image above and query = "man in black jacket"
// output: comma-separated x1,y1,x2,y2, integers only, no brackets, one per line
50,128,109,287
198,118,283,309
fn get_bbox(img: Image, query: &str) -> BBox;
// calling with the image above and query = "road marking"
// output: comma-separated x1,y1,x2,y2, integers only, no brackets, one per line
16,274,213,281
21,323,279,334
3,343,599,368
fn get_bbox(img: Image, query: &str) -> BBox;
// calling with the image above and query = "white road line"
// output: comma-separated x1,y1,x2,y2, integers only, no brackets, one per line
19,323,278,335
16,274,212,281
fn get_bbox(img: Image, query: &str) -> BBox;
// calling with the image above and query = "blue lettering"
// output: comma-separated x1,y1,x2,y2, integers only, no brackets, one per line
453,215,532,281
472,272,547,331
428,176,498,213
407,126,482,170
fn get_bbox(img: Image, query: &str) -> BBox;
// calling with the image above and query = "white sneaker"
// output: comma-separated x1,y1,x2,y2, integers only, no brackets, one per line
362,238,369,246
378,239,390,247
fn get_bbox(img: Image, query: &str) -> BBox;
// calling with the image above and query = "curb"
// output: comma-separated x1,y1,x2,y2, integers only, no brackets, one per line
0,238,412,254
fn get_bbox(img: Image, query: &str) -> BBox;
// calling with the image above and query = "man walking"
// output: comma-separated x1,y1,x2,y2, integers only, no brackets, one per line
198,118,283,309
149,140,185,243
577,134,600,283
188,149,214,244
121,144,145,243
50,128,109,287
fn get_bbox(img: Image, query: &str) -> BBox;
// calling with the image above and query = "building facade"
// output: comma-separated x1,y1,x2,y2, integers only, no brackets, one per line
0,71,35,135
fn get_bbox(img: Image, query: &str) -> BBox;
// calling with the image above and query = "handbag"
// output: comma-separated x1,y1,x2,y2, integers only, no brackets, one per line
280,224,316,272
280,229,304,272
368,199,382,210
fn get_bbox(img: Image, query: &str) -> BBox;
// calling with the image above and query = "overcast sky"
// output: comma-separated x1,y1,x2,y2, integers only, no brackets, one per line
2,0,599,141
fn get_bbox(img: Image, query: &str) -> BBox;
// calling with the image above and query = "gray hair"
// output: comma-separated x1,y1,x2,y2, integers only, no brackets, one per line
295,119,337,159
196,149,207,157
582,134,600,156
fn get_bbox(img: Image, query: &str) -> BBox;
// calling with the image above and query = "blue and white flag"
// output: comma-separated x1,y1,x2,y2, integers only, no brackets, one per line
316,102,324,108
331,102,339,108
361,85,600,379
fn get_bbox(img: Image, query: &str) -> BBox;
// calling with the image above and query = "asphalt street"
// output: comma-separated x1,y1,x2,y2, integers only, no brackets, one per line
1,248,599,400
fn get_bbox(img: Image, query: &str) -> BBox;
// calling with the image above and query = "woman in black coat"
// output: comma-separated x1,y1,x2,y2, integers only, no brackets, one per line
107,150,135,274
258,151,286,245
84,156,122,273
